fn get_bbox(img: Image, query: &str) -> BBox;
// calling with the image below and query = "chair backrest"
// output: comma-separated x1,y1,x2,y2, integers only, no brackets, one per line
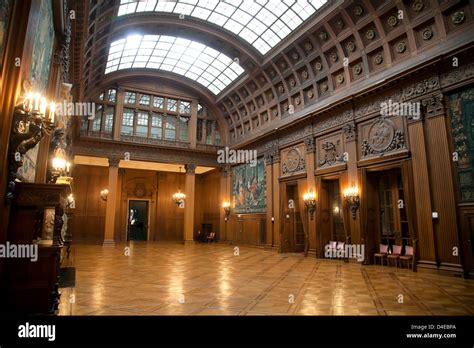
392,245,402,254
380,244,388,253
210,232,215,237
405,246,413,256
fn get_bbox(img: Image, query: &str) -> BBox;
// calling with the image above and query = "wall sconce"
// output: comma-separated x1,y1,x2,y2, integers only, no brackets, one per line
6,90,56,202
303,190,316,220
344,185,360,220
49,127,72,184
67,194,75,209
222,200,231,221
100,189,109,201
50,148,67,183
172,166,186,207
172,190,186,207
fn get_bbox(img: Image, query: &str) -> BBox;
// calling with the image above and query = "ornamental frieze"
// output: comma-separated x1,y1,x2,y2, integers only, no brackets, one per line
355,92,403,118
440,62,474,87
278,126,312,147
314,110,353,133
354,76,439,119
402,76,439,101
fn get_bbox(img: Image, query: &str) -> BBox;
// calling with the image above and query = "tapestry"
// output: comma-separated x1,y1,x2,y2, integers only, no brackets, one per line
20,0,55,182
231,158,266,213
29,0,54,92
448,88,474,202
0,0,13,74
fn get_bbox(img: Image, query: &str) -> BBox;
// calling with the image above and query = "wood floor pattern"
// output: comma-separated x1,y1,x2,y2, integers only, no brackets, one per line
58,242,474,316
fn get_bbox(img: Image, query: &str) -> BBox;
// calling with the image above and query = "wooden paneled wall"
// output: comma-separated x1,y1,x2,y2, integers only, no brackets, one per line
194,169,221,239
71,165,108,242
225,214,266,246
114,169,185,241
71,166,224,242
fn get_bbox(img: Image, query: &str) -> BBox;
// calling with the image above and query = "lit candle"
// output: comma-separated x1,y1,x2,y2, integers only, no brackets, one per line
25,92,33,111
49,102,56,123
40,97,47,115
66,162,71,174
34,93,40,111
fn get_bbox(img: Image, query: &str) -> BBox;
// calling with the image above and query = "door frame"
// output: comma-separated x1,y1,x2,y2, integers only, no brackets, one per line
359,159,417,264
279,176,306,253
316,171,350,258
127,198,151,241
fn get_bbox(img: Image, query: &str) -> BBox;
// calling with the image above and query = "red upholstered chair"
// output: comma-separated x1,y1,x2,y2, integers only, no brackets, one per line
374,244,389,266
387,245,402,267
399,245,414,271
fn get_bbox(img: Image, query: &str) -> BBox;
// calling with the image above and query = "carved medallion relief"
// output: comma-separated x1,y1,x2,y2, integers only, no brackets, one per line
358,117,407,158
280,144,306,176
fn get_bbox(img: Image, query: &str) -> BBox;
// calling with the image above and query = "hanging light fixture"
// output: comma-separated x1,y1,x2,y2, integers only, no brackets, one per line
172,166,186,207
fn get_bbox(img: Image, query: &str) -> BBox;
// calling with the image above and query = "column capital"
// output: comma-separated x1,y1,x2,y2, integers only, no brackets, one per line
108,156,121,168
421,92,445,119
222,165,231,177
304,136,315,153
342,122,357,141
185,163,196,174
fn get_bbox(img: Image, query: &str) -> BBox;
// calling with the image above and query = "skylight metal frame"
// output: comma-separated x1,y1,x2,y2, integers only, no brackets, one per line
117,0,329,55
105,34,245,95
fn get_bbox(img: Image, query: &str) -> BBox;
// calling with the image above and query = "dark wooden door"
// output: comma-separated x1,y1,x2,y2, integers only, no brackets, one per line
281,182,304,253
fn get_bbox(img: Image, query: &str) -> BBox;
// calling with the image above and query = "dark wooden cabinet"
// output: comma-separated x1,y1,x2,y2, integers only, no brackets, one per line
1,183,69,315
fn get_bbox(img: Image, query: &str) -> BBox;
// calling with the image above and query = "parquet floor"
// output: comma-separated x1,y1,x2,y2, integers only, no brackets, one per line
58,242,474,316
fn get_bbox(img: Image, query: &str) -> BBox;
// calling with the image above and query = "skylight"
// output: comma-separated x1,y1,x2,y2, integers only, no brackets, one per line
117,0,328,55
105,35,245,95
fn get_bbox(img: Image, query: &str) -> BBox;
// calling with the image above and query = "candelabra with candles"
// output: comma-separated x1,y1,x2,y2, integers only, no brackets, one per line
6,92,56,202
344,185,360,220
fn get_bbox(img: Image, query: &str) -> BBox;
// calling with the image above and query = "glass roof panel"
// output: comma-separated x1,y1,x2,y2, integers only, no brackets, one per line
105,34,244,94
117,0,328,54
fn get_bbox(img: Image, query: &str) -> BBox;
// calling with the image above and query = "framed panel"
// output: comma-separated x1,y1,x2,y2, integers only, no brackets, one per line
231,158,266,214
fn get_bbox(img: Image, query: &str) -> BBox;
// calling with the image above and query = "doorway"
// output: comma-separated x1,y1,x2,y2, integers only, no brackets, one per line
281,182,305,253
319,179,345,249
365,168,410,258
127,200,149,241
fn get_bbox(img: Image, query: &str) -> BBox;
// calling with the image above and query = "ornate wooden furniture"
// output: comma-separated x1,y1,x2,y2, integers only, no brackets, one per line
1,183,70,314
